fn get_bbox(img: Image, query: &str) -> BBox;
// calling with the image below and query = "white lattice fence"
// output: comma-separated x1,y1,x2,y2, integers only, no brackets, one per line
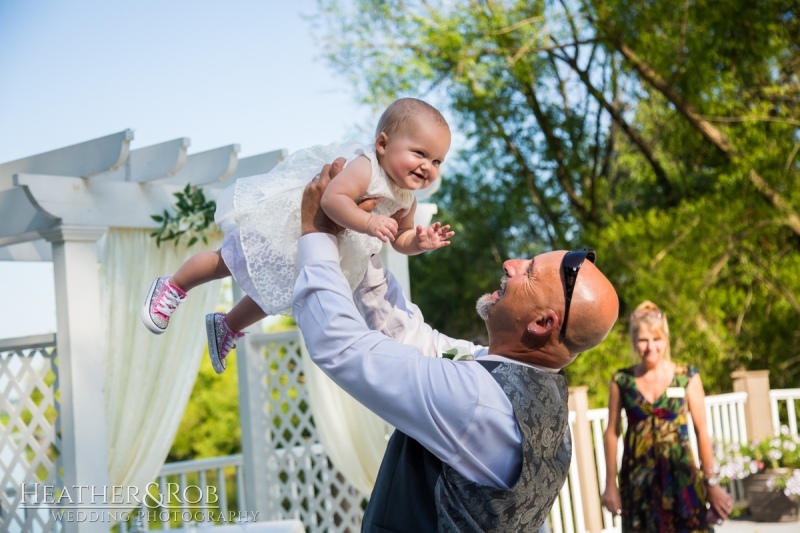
0,334,62,533
250,331,365,532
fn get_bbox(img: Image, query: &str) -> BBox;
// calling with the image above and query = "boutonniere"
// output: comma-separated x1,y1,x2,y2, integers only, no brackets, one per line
441,348,475,362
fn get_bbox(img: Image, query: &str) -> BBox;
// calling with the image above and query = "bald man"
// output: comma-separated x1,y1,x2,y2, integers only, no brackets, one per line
292,161,619,532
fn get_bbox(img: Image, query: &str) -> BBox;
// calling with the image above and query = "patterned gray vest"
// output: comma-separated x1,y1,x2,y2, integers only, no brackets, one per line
362,360,572,532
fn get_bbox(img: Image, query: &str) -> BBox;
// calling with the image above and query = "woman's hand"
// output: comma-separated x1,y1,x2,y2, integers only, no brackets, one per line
601,485,622,518
706,484,734,522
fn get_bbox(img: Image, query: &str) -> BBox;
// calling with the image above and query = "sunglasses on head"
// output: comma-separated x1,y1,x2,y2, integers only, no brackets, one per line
631,310,663,320
560,248,596,339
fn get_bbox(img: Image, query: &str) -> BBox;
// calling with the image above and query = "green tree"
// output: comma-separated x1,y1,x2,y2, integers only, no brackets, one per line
313,0,799,403
587,0,800,392
168,348,241,460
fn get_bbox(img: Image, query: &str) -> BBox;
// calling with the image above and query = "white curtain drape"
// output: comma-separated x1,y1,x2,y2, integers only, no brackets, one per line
302,346,390,496
100,227,388,501
101,228,222,501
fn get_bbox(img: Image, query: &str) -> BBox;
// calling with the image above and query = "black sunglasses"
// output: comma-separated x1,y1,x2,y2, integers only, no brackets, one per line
560,248,596,339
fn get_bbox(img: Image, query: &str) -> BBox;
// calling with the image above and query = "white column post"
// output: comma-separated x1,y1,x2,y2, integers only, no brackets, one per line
377,200,438,298
379,246,411,298
42,225,110,533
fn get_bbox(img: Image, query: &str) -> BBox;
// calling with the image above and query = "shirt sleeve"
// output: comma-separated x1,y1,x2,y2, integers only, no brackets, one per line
355,253,485,358
292,233,520,488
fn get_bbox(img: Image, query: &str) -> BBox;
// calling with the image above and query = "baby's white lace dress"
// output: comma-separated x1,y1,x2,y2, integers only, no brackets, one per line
215,142,415,315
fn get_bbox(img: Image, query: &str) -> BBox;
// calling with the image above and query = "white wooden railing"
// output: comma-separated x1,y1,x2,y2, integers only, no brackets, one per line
118,455,247,532
131,425,591,533
3,329,799,533
586,407,622,532
118,445,336,532
688,392,750,462
70,385,788,533
770,389,800,437
142,390,766,533
547,412,585,533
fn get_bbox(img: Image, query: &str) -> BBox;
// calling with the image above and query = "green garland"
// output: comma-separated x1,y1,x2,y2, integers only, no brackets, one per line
151,184,218,248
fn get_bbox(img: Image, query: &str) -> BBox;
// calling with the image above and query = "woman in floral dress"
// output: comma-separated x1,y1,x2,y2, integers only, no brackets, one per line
600,301,734,532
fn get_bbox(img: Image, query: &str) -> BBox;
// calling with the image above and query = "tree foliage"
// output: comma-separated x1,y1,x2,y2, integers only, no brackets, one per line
168,349,241,461
313,0,799,404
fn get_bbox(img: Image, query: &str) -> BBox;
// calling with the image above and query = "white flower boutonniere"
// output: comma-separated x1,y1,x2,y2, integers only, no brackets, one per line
441,348,475,362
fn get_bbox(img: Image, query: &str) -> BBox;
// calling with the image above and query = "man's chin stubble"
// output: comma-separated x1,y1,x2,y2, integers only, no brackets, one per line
475,294,494,321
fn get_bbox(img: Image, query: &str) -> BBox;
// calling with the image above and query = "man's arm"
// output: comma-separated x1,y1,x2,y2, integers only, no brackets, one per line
293,233,497,473
293,168,520,489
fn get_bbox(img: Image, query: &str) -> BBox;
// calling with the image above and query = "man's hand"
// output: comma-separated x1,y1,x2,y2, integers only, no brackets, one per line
414,222,455,251
301,160,343,236
301,157,377,235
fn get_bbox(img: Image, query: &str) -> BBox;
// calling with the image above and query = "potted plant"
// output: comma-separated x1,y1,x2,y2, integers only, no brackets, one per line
716,426,800,522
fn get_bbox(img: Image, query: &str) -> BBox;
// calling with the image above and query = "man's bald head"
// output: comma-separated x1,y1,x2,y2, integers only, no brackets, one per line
478,249,618,368
558,255,619,357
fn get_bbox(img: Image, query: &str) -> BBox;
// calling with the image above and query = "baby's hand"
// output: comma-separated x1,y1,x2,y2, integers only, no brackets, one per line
366,215,398,242
415,222,455,251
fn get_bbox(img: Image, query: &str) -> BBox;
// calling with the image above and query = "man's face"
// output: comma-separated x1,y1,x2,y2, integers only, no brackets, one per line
475,273,511,320
476,253,563,330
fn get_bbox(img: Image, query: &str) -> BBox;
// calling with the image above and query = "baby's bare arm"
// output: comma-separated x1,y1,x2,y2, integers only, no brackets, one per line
320,157,397,242
392,201,456,255
391,201,419,254
393,230,419,254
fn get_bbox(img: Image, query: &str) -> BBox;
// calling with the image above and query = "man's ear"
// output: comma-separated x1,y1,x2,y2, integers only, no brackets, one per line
527,310,558,337
375,132,389,155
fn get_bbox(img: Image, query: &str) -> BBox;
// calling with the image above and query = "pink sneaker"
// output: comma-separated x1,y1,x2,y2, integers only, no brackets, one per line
141,276,187,334
206,313,245,374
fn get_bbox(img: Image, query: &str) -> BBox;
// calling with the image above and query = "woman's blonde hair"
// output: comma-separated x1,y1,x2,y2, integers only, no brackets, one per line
629,300,671,361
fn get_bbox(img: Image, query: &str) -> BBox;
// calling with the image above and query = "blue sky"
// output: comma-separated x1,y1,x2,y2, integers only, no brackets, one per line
0,0,373,338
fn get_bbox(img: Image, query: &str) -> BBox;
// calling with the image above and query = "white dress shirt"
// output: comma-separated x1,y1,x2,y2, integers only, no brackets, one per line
293,233,526,489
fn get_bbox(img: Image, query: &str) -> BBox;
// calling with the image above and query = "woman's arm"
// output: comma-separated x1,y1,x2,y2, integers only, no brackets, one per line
601,380,623,516
320,156,398,242
687,373,733,520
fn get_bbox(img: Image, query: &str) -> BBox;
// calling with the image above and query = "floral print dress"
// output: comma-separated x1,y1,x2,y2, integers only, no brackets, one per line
614,365,712,532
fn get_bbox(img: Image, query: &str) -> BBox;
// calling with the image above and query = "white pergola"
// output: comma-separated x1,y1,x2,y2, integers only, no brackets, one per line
0,131,286,533
0,130,429,533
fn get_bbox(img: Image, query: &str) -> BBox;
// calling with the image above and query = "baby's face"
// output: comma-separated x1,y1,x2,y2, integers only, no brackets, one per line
375,117,451,191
